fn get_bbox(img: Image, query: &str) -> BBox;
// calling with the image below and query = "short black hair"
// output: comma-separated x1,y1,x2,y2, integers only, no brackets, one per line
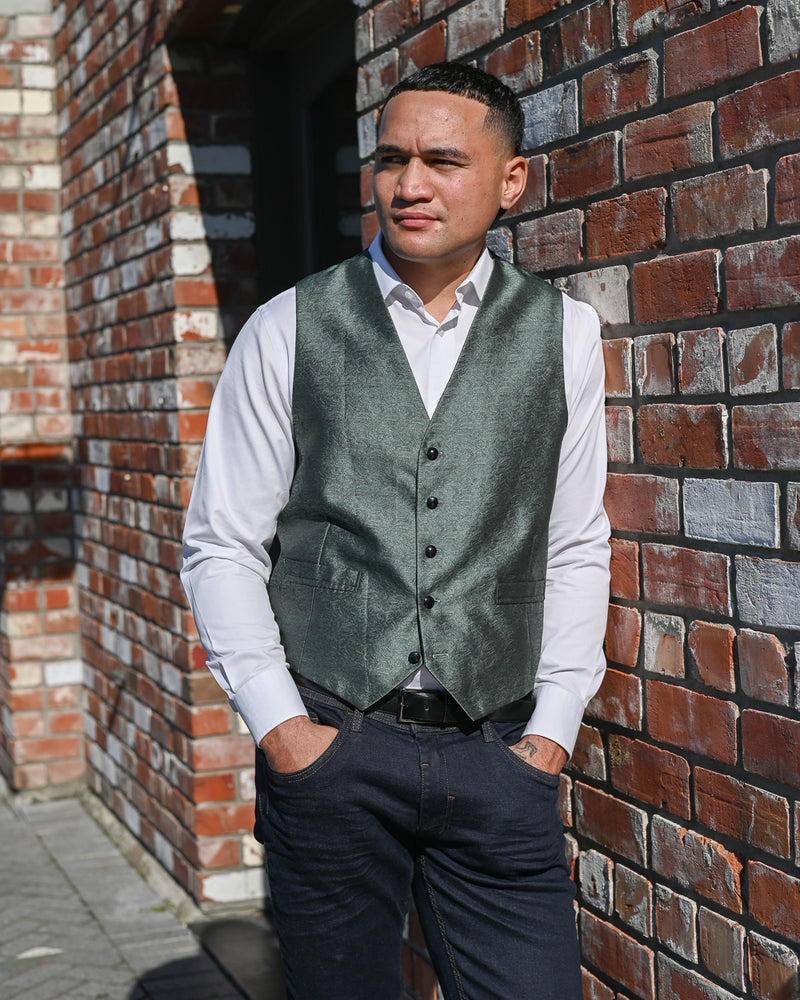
380,62,524,157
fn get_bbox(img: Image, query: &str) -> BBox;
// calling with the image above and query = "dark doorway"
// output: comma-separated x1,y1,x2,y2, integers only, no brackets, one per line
239,0,362,300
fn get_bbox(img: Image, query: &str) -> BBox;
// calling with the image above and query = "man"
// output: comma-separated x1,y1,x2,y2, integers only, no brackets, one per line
182,62,609,999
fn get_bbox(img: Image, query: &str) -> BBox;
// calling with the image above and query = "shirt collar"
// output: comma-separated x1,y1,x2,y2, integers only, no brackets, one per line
368,233,494,312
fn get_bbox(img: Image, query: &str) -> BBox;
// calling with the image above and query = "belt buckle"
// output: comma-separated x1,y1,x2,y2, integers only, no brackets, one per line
397,690,414,724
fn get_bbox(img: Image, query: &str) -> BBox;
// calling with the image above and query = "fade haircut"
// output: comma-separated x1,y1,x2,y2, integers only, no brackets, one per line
380,62,524,157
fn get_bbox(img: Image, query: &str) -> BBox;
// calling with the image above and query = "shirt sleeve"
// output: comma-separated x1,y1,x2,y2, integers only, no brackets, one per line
522,292,610,757
180,290,308,744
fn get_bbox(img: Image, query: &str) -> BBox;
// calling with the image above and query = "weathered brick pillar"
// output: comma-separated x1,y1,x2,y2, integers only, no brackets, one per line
0,3,82,792
357,1,800,997
53,0,263,906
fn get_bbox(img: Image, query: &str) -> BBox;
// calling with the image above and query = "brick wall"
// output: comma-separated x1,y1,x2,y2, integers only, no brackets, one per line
50,0,263,906
357,0,800,997
0,2,81,792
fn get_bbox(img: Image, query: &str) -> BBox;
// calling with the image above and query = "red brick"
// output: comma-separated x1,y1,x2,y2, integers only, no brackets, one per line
191,772,236,804
644,611,684,677
726,236,800,311
609,734,690,818
719,69,800,159
516,210,583,273
484,32,541,93
652,816,743,911
647,679,737,763
672,165,768,242
196,836,241,870
695,768,790,859
737,630,789,706
586,188,666,260
665,7,762,98
609,538,639,601
361,211,379,249
632,251,720,324
583,51,658,126
373,0,420,46
581,912,654,1000
602,338,632,398
505,0,563,29
550,132,619,204
698,909,746,992
16,736,82,763
638,403,727,468
544,0,613,76
656,887,697,963
688,620,735,693
581,969,614,1000
606,406,633,464
782,322,800,389
617,0,710,45
356,50,398,111
732,403,800,470
195,802,255,837
776,153,800,226
748,931,800,1000
750,862,800,944
507,155,546,216
587,667,642,729
398,21,446,76
623,103,713,181
742,709,800,787
658,953,740,1000
575,783,647,866
604,473,679,534
604,603,641,667
571,724,606,780
189,734,254,771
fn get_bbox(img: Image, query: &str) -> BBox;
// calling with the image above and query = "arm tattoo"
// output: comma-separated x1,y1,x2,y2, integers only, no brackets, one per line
513,738,540,761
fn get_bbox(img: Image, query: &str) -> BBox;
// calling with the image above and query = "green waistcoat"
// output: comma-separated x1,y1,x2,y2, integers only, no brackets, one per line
268,251,567,720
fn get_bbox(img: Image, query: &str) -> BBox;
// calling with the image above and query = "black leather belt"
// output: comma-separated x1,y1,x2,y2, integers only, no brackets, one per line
372,687,533,728
291,673,533,729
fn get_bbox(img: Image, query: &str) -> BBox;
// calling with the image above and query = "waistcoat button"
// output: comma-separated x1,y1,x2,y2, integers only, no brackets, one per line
408,651,421,665
426,447,439,460
424,545,437,558
426,496,438,509
423,595,435,609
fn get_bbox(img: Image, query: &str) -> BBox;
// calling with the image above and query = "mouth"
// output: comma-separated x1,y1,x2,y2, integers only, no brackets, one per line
393,213,437,229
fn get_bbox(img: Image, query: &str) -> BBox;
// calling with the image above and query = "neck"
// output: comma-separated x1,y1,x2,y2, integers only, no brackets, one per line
382,242,484,323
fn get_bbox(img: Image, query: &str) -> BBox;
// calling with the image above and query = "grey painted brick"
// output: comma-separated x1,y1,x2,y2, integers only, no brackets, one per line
786,482,800,549
736,555,800,629
580,849,614,915
684,479,780,547
554,265,629,327
766,0,800,65
520,81,578,151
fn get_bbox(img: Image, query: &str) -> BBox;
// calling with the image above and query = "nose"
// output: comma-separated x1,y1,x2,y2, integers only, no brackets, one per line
395,157,432,202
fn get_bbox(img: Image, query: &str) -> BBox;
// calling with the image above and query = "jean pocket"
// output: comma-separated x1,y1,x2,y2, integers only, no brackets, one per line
487,721,561,789
266,711,351,786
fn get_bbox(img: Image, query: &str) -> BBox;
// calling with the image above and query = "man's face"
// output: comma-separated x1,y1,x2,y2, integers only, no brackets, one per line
372,90,524,272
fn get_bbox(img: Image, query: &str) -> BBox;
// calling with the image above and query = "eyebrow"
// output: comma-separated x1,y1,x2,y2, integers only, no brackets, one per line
375,143,471,160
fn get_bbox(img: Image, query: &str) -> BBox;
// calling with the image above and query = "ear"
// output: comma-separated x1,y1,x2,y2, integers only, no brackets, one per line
499,155,528,212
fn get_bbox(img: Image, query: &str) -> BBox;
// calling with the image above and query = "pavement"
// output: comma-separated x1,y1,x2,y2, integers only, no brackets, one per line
0,778,287,1000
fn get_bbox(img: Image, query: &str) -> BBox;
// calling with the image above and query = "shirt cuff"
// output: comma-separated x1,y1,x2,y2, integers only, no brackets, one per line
231,666,309,745
522,682,588,759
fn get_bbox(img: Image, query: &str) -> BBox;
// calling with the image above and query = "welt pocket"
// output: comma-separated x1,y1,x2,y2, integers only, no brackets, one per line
277,558,361,593
495,578,546,604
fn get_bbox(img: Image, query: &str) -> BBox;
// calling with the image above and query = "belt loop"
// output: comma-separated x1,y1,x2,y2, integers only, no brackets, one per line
481,719,494,743
351,707,364,733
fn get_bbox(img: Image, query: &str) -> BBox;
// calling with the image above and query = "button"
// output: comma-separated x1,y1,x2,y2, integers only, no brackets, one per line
408,651,421,665
426,447,439,460
425,545,437,558
423,595,435,609
426,496,438,509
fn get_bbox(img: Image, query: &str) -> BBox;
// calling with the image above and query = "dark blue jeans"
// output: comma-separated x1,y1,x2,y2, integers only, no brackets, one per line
258,684,581,1000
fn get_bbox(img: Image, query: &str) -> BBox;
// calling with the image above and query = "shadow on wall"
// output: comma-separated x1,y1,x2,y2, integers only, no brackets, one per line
126,916,287,1000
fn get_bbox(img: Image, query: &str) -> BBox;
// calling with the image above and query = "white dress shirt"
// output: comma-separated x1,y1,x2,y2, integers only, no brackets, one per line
181,235,610,758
